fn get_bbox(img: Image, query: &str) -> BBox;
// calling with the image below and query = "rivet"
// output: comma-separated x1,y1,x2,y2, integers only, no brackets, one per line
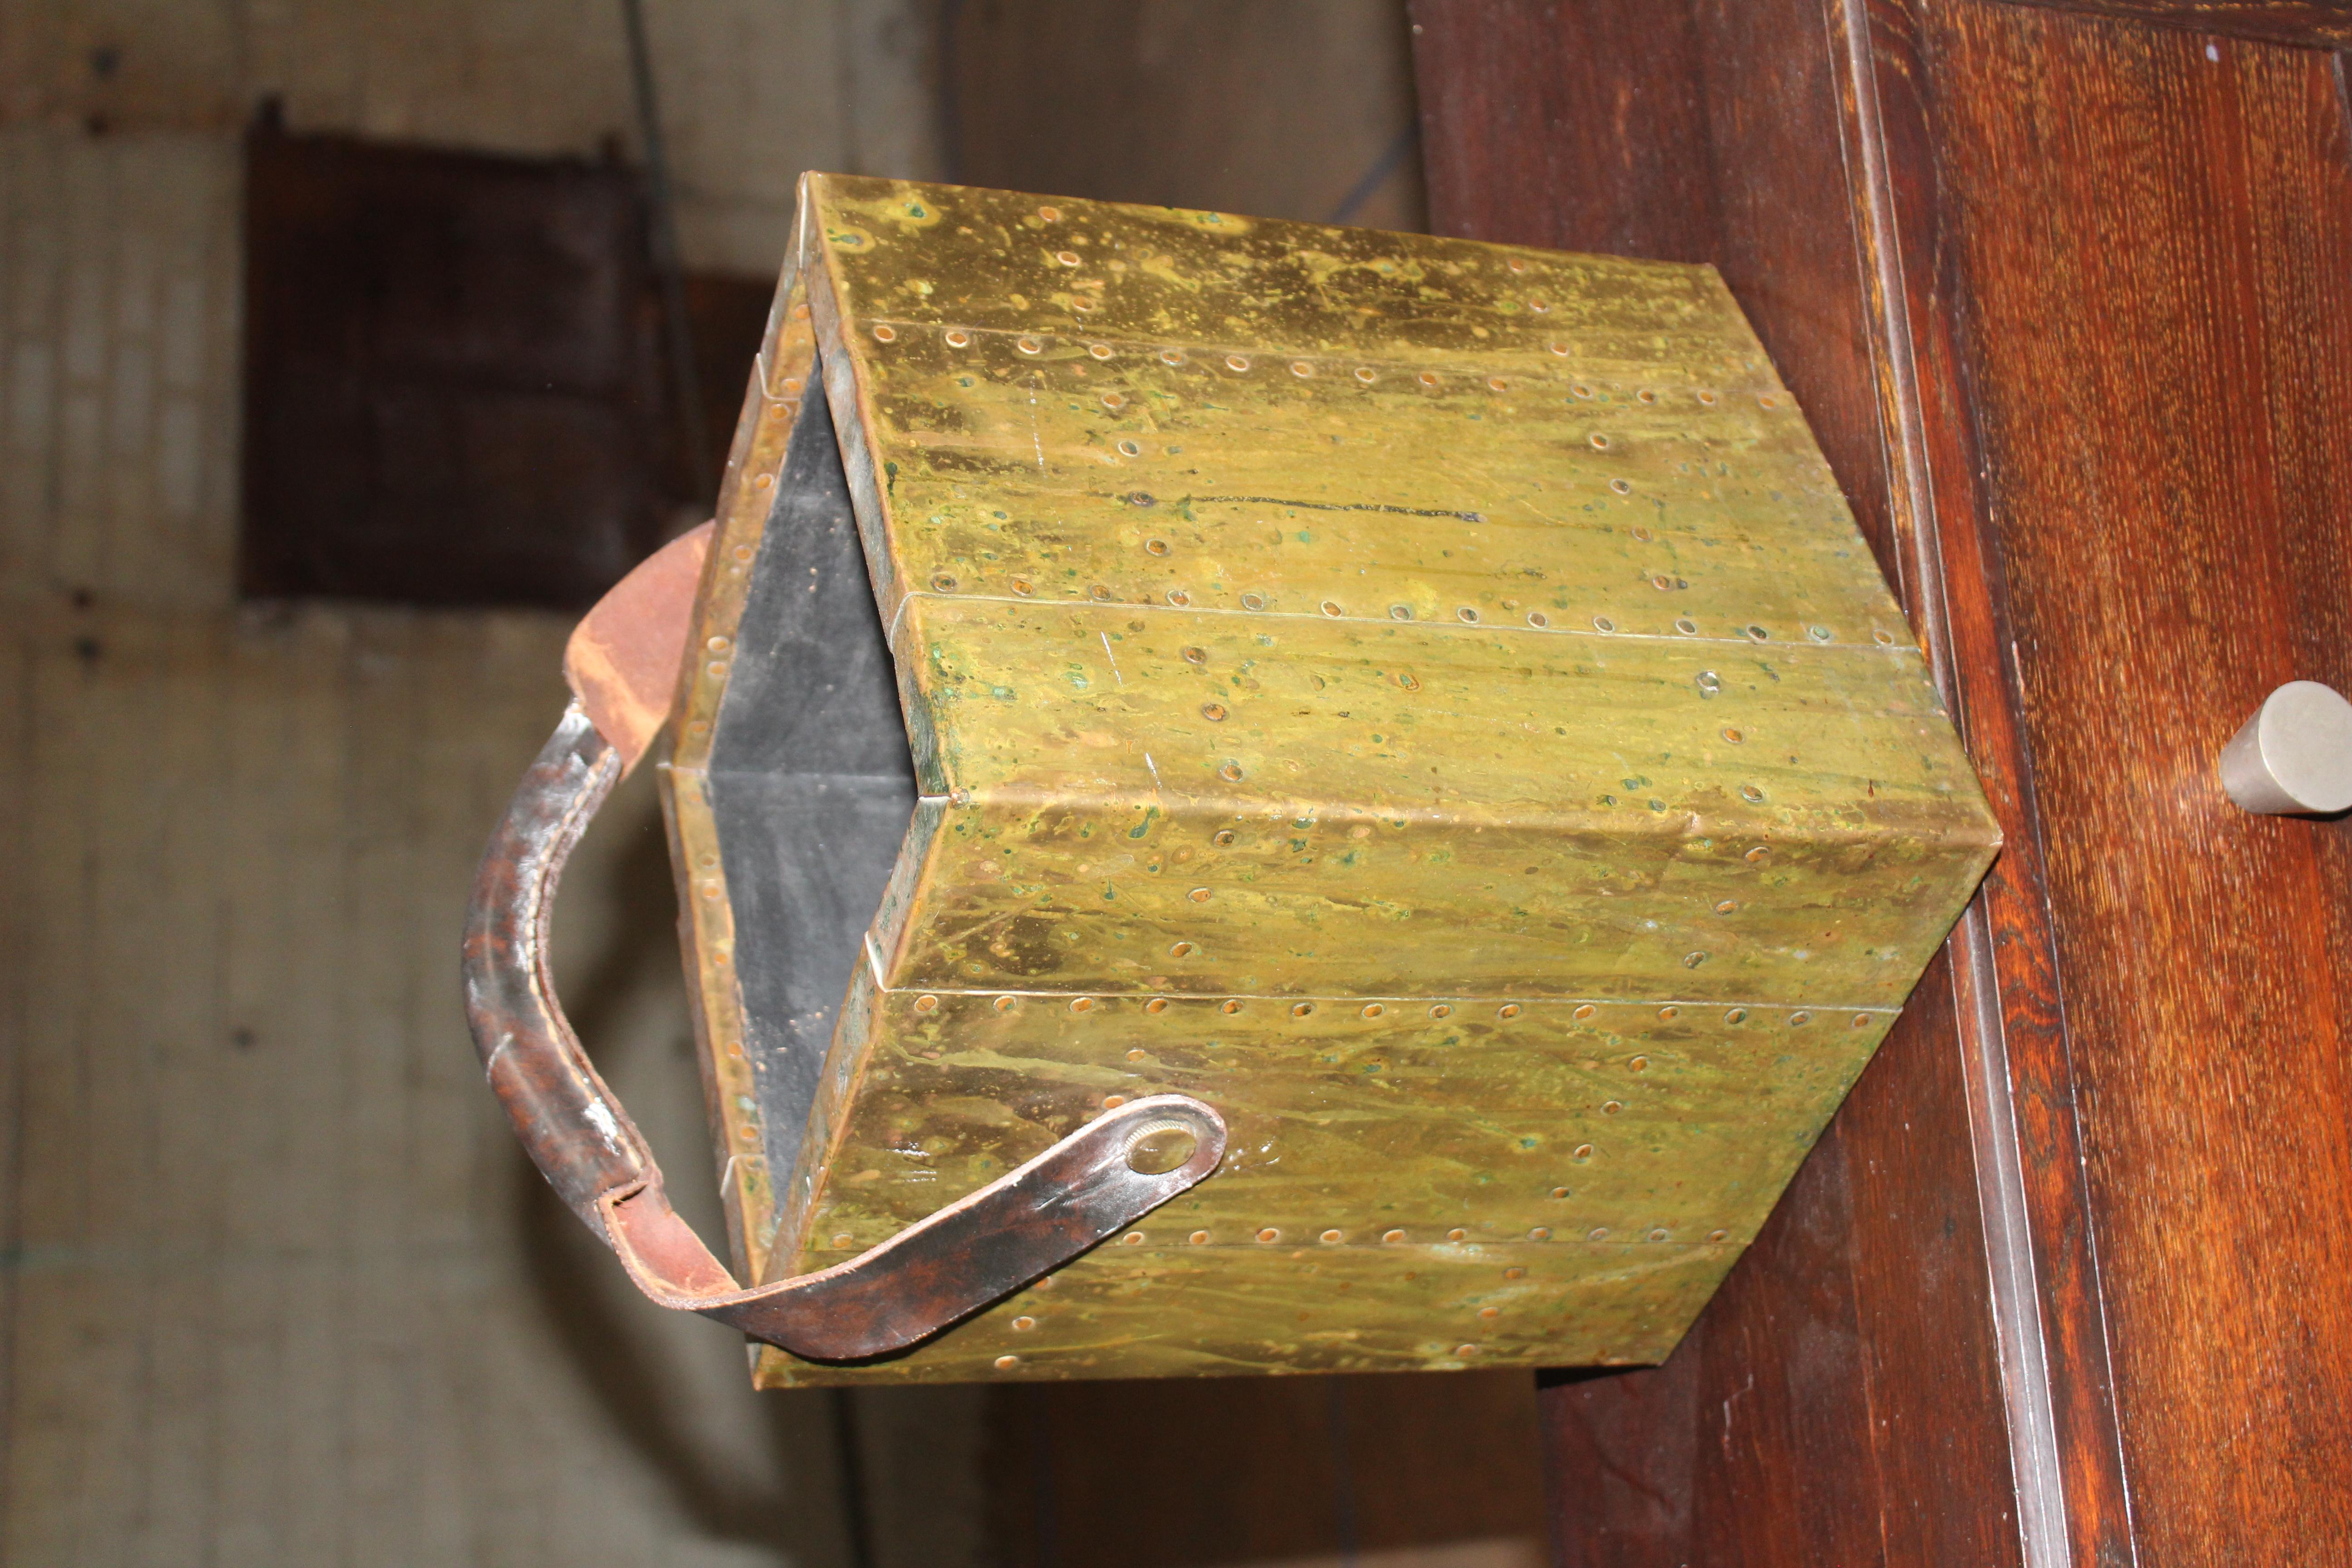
1221,999,1244,1014
1790,1010,1812,1027
1707,1228,1730,1243
1653,574,1675,592
1430,1003,1453,1018
1320,1228,1343,1243
1418,371,1441,388
1240,593,1267,611
1588,1226,1610,1241
1548,339,1569,357
1872,628,1896,646
1256,1227,1281,1243
1507,258,1527,274
1647,1228,1669,1242
1166,588,1191,606
1852,1013,1872,1029
1498,1004,1521,1020
1593,616,1617,633
1190,1230,1211,1245
1715,899,1739,914
1291,360,1313,377
1759,393,1779,409
1101,392,1125,410
1637,389,1657,405
1219,761,1245,782
1011,577,1034,595
1125,1048,1147,1064
1088,342,1113,360
995,995,1018,1011
732,544,752,562
1119,439,1143,457
1630,1054,1649,1071
833,1233,855,1248
1089,583,1112,600
1072,996,1096,1013
1017,335,1042,354
1362,1002,1385,1019
944,328,971,348
1745,624,1769,642
741,1126,760,1144
754,474,773,489
1675,617,1699,635
1740,784,1766,804
994,1355,1020,1371
1722,727,1743,743
1457,606,1480,623
1226,354,1251,372
1120,1231,1143,1245
1187,887,1212,903
1571,1144,1594,1161
1054,250,1080,266
707,636,730,653
1039,205,1062,220
1455,1344,1480,1358
1589,433,1611,450
1657,1005,1679,1021
1146,996,1171,1013
1528,1227,1551,1241
1446,1228,1468,1243
1572,1003,1596,1020
1601,1101,1622,1116
1487,376,1508,392
1168,940,1195,958
686,719,708,737
1527,611,1549,628
1610,478,1632,495
1354,367,1376,383
700,881,720,900
1725,1007,1748,1024
1012,1315,1036,1330
1212,828,1236,845
1697,389,1718,406
1145,537,1171,557
1683,951,1708,969
1181,645,1207,664
1290,1001,1314,1018
931,573,958,592
1383,1228,1407,1244
1696,670,1721,693
1809,625,1833,642
726,1041,744,1058
915,994,940,1013
1320,599,1343,616
1390,603,1413,620
1549,1186,1569,1200
1103,1094,1126,1108
1160,348,1186,366
1571,382,1593,399
1479,1306,1501,1319
1744,845,1770,862
872,323,897,343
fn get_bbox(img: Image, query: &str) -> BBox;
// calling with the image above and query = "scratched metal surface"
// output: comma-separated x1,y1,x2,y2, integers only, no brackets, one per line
662,175,1999,1384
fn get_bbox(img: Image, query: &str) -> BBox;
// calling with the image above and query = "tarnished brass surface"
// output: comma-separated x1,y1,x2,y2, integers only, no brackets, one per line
666,175,2000,1385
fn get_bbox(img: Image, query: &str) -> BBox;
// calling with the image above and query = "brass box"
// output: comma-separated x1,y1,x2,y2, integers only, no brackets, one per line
662,175,1999,1385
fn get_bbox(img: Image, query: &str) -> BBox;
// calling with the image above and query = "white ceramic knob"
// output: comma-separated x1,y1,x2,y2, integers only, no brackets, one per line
2220,681,2352,815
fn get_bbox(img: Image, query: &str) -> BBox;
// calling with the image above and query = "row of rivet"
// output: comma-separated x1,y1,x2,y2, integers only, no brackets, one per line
863,318,1782,408
910,992,1882,1030
913,571,1897,649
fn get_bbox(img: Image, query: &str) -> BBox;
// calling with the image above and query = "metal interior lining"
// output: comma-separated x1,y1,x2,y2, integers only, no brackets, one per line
706,371,916,1196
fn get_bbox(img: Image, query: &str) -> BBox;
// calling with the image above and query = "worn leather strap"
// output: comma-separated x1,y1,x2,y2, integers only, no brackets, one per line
460,524,1226,1361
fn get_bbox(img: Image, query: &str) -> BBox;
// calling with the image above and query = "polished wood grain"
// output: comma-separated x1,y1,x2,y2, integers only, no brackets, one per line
1988,0,2352,46
1927,5,2352,1555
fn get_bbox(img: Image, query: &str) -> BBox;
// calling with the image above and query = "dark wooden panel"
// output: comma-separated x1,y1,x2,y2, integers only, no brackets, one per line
985,1372,1545,1568
241,123,667,608
1415,1,2029,1561
1990,0,2352,46
1926,5,2352,1556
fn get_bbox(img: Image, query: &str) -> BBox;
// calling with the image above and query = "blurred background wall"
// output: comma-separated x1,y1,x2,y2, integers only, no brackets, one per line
0,5,1539,1566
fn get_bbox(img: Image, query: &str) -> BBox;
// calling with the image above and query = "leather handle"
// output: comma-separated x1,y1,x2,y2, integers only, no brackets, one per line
460,529,1227,1361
